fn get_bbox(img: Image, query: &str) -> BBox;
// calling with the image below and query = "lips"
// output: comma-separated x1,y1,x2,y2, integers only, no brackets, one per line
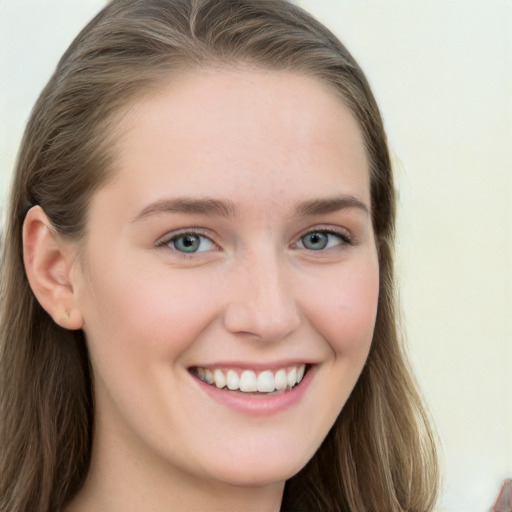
192,364,307,393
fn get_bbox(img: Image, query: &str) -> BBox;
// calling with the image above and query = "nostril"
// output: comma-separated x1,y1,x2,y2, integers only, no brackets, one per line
222,260,300,340
223,301,300,341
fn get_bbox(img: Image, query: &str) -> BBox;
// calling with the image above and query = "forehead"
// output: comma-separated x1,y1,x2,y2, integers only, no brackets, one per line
98,69,370,217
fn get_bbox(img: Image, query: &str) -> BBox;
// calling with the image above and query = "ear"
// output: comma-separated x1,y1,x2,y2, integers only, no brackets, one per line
23,206,84,330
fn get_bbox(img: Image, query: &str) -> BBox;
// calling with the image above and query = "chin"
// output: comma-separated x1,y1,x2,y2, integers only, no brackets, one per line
203,446,314,488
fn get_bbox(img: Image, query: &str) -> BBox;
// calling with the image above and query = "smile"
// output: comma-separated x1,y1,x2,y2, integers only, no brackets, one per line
192,364,307,394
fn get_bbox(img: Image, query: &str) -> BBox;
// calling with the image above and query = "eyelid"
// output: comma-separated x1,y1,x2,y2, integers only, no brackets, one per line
153,225,354,255
293,226,354,249
155,228,219,253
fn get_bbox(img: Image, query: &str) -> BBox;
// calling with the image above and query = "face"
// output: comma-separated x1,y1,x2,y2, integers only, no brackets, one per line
72,69,379,490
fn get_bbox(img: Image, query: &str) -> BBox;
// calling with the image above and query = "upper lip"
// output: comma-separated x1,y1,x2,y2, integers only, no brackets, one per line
189,360,316,371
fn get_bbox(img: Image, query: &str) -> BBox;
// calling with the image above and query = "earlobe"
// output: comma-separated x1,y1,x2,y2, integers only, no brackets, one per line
23,206,84,330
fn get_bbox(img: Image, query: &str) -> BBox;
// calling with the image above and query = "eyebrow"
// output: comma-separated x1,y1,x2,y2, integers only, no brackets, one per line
132,197,237,222
294,195,370,217
132,194,370,223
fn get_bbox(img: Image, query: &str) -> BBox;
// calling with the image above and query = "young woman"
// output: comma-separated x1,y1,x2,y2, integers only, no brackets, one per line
0,1,439,511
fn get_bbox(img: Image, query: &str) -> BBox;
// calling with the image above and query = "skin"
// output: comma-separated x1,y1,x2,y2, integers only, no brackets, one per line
26,69,379,511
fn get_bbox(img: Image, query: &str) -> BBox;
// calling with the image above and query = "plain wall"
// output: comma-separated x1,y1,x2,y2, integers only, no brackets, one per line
1,1,511,510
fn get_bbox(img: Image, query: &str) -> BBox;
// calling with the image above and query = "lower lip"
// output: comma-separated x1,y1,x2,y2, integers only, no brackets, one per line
192,366,315,417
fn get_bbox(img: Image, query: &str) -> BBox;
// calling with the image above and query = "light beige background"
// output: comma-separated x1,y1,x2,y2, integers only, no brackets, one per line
1,1,511,511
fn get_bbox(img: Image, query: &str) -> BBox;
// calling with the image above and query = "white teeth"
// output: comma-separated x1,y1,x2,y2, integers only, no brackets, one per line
274,369,288,391
239,370,258,392
257,370,275,392
297,364,305,383
213,369,226,389
286,367,297,388
226,370,239,390
204,369,214,385
196,364,307,394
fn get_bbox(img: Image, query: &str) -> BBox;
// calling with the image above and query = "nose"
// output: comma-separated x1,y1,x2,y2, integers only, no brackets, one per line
223,250,301,342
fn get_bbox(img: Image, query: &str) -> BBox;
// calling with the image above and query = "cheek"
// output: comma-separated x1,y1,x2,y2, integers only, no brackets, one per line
309,258,379,356
78,262,222,363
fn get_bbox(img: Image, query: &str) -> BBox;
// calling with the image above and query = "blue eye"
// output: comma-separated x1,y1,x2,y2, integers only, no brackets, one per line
168,233,216,253
298,231,350,251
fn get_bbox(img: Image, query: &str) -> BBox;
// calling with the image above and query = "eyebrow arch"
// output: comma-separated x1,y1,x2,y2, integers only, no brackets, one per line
132,197,237,222
295,195,370,217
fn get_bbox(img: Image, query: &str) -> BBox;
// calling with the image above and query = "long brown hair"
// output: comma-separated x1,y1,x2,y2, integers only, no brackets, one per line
0,1,439,510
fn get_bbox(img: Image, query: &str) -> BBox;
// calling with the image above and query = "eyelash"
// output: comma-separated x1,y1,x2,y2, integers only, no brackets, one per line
294,228,354,251
155,229,218,256
155,227,354,256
